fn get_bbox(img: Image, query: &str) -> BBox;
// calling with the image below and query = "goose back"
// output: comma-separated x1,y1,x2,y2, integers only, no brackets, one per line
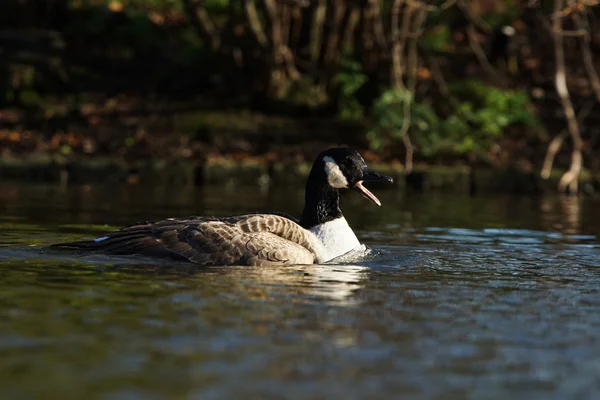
57,214,326,266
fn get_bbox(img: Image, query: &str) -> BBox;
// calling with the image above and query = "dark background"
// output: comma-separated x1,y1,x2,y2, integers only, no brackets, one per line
1,0,599,192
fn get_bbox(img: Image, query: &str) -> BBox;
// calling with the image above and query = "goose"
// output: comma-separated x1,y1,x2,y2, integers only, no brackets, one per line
53,148,393,266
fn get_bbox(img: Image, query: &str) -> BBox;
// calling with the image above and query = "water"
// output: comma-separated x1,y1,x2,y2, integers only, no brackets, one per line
1,183,600,399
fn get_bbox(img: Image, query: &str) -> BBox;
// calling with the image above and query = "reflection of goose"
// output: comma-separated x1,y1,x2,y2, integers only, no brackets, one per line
299,264,370,301
221,264,371,303
53,148,392,266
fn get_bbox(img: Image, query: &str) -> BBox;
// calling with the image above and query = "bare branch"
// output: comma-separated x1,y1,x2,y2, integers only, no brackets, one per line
574,10,600,101
540,0,600,183
243,0,269,48
457,0,491,33
281,2,292,48
341,6,360,53
541,100,594,179
390,0,411,172
310,0,327,67
281,46,301,81
420,44,460,108
263,0,282,49
541,133,566,179
288,4,301,50
456,0,511,86
391,0,411,88
557,29,588,36
465,25,508,87
262,0,300,95
323,1,346,65
403,6,428,174
439,0,457,10
552,0,584,194
370,0,388,51
182,0,221,51
390,1,429,174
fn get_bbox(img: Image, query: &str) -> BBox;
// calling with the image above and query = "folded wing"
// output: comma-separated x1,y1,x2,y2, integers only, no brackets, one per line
53,214,322,266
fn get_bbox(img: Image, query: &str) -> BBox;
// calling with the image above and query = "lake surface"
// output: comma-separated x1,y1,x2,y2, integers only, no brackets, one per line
1,182,600,399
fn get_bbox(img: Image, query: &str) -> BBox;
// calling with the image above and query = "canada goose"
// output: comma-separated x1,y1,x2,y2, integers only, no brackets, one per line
53,148,393,266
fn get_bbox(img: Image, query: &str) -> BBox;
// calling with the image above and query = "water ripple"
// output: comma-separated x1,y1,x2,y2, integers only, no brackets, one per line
2,186,600,399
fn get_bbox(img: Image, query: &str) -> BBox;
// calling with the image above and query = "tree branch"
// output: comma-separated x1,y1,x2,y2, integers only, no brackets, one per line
323,0,346,65
574,9,600,101
309,0,327,68
402,4,428,174
281,2,292,49
370,0,388,51
243,0,269,48
541,100,594,180
391,0,411,88
465,24,508,87
552,0,584,194
390,0,429,174
182,0,221,52
262,0,300,95
457,0,491,33
341,5,360,53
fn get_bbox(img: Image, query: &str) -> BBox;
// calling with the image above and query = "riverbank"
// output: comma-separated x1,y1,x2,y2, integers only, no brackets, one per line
1,153,598,195
4,102,585,194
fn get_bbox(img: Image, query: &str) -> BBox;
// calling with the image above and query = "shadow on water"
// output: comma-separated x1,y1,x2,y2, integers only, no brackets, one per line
1,182,600,399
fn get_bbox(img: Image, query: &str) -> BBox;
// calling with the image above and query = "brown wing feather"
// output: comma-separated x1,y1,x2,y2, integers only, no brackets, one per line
53,214,320,266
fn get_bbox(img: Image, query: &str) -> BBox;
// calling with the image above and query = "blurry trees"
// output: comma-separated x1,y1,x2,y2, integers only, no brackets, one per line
180,0,435,170
1,0,600,193
540,0,599,194
178,0,600,190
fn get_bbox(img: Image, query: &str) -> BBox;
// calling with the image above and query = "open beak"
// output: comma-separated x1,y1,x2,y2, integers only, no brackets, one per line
353,169,394,206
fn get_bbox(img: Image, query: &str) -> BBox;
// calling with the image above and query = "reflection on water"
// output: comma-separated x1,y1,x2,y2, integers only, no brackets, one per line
1,183,600,399
540,195,582,235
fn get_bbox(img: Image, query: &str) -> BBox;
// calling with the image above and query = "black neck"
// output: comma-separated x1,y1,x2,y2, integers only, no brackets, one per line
299,166,342,228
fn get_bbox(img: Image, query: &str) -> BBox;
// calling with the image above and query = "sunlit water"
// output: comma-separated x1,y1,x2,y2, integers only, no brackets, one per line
1,183,600,399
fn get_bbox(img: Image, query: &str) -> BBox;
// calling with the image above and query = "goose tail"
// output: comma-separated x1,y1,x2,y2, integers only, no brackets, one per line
51,238,103,249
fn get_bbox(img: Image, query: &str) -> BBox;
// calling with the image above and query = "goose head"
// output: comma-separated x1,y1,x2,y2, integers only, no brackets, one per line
300,148,393,229
319,147,394,206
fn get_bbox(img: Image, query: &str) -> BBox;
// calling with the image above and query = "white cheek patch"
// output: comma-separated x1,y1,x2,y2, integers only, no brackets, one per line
323,156,348,188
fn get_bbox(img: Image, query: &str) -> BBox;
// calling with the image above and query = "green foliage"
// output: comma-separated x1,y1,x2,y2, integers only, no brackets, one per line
3,64,46,108
368,81,540,158
448,79,540,135
368,88,439,151
422,25,452,52
335,56,367,120
285,79,328,108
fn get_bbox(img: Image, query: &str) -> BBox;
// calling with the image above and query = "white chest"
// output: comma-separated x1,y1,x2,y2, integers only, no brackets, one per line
309,217,361,262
